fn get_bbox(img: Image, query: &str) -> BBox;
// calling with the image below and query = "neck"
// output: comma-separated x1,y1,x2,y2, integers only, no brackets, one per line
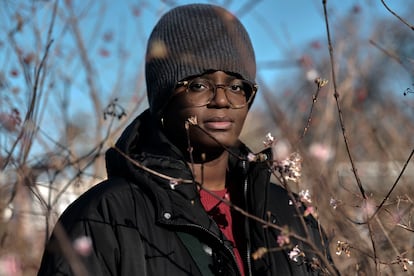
190,151,229,191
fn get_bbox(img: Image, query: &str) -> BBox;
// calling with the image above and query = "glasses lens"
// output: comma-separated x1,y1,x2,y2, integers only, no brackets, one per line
183,78,256,108
186,79,213,106
225,80,253,107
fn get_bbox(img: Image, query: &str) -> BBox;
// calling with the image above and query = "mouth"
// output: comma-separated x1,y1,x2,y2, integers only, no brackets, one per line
203,116,234,130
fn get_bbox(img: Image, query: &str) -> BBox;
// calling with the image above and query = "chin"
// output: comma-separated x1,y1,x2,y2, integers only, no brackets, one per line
188,126,240,148
206,135,238,149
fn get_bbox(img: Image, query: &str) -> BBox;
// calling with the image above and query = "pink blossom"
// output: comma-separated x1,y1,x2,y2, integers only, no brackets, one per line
262,132,275,148
0,254,22,276
73,236,93,256
304,206,318,218
309,143,334,162
288,245,303,262
277,234,290,247
299,189,312,204
0,109,22,132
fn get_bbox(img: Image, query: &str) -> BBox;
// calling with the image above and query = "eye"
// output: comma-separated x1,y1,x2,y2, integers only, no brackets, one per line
188,79,210,93
228,82,246,95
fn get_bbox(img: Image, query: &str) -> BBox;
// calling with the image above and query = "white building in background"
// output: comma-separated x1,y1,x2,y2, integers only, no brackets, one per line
336,161,414,191
3,175,100,232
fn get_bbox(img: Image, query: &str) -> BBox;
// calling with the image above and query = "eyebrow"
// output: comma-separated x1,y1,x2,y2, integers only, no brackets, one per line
192,75,240,83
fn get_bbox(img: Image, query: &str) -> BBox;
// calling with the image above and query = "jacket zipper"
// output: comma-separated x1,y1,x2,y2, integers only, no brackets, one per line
176,223,242,276
242,160,253,276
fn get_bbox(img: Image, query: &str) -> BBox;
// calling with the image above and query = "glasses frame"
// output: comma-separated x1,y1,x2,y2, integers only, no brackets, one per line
174,78,258,109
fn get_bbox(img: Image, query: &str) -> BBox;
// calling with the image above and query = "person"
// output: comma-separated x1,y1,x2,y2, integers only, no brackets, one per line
38,3,337,276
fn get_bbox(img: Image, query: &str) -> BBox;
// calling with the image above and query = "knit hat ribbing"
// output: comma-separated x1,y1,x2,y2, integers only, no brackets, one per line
145,4,256,116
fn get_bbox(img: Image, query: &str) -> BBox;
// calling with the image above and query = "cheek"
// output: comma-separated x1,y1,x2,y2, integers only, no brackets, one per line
163,108,197,140
239,110,248,125
234,110,248,133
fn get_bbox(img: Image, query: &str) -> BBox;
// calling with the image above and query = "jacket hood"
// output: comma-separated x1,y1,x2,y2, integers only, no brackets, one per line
106,109,190,181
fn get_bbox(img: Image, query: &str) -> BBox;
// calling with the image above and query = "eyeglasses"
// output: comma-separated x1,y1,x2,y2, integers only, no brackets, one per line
174,78,258,109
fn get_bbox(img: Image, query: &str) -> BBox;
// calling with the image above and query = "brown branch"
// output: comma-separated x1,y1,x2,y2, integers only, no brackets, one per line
65,2,103,147
298,78,328,143
2,0,58,170
321,0,366,199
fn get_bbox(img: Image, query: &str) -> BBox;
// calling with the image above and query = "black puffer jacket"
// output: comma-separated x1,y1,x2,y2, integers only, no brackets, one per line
38,110,336,276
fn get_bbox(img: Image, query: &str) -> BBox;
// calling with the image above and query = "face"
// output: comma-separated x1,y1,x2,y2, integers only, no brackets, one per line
162,71,250,158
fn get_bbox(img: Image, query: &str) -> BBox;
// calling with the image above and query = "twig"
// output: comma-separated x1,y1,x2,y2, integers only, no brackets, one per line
298,78,328,142
369,148,414,220
2,0,57,170
322,0,366,200
380,0,414,31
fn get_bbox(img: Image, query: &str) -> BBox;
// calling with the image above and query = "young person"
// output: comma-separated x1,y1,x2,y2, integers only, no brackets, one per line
38,4,337,275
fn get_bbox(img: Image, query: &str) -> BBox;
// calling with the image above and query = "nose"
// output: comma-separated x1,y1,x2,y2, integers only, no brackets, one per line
208,85,231,108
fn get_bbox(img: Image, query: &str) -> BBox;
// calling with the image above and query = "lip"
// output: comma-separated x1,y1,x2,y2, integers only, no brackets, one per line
203,116,234,130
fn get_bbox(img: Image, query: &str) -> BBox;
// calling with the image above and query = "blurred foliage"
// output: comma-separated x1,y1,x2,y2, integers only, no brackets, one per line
0,0,413,275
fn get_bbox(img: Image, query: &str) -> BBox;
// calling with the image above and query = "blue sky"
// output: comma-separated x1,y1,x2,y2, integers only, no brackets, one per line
0,0,410,138
90,0,408,80
86,0,409,109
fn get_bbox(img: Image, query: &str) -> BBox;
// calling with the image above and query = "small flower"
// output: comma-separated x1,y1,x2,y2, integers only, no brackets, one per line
187,116,198,126
73,236,93,256
263,132,275,148
315,77,328,88
288,245,304,262
336,241,351,257
304,206,318,218
247,152,257,162
329,197,341,210
299,189,312,204
0,109,22,132
274,152,302,183
252,247,268,260
277,234,290,247
169,179,179,189
397,256,413,272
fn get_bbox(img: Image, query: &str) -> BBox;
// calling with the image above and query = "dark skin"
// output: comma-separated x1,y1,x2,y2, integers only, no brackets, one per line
162,71,249,191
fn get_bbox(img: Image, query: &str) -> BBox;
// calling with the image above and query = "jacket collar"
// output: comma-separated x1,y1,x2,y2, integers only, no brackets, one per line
105,109,272,230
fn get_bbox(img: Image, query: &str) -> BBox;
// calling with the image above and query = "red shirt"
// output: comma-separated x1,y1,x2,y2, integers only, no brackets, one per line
200,189,245,276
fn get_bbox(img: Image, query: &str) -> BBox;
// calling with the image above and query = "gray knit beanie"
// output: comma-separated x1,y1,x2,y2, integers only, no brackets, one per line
145,3,256,117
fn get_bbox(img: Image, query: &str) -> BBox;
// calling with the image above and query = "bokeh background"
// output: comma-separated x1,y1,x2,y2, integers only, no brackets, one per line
0,0,413,275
